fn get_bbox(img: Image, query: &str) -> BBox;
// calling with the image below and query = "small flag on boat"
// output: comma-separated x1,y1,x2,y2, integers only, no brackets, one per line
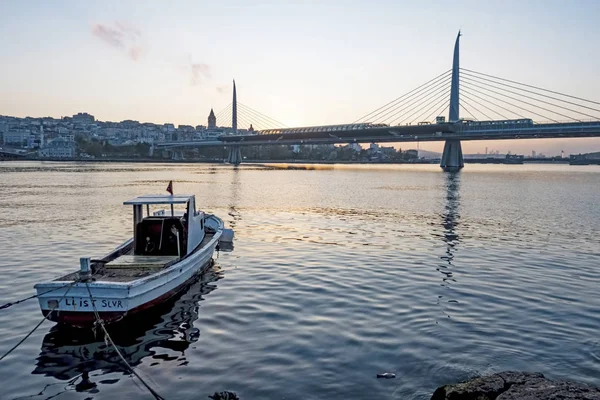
166,180,173,195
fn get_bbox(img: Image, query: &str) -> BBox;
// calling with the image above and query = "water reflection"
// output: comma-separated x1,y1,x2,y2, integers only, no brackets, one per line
227,168,242,229
30,266,222,395
437,172,461,287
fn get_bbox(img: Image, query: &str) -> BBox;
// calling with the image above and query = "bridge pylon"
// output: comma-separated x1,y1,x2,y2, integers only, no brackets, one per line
441,31,464,172
226,145,242,165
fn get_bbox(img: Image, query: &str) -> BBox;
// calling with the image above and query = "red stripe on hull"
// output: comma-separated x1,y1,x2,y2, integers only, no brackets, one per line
43,261,212,328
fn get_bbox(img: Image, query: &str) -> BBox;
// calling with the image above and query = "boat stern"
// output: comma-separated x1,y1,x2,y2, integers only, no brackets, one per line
35,281,130,327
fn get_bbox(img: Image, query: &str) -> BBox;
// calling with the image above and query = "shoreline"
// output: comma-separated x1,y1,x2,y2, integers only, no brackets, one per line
1,157,589,165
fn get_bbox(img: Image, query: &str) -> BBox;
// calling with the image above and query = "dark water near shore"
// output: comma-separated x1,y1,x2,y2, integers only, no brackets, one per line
0,161,599,399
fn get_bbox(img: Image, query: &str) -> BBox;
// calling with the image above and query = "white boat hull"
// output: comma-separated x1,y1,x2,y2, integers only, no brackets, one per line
35,216,224,327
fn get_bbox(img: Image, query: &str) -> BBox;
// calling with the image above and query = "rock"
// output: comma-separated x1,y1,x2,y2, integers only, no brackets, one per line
209,391,240,400
431,371,600,400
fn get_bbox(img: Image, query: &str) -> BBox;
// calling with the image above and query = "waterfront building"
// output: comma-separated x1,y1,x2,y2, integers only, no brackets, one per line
39,137,76,158
3,130,30,146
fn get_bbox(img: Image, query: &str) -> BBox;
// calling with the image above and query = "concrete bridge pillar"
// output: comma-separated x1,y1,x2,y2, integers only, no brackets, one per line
171,150,184,160
440,140,464,171
440,31,464,172
226,146,242,165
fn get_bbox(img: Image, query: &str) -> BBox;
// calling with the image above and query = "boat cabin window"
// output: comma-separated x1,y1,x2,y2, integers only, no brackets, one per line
131,200,192,257
125,195,201,258
135,216,186,257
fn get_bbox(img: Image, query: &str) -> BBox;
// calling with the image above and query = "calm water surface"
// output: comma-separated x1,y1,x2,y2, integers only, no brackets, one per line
0,161,599,399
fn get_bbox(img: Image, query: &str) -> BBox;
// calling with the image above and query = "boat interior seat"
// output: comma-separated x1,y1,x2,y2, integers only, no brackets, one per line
135,217,187,257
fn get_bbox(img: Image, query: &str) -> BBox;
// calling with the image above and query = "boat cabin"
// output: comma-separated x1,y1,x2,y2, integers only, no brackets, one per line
123,194,206,258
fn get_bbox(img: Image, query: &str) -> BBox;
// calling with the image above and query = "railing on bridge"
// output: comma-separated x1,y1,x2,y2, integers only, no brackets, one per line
259,123,388,136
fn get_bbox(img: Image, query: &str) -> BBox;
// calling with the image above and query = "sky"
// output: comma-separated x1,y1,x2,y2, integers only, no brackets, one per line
1,0,600,155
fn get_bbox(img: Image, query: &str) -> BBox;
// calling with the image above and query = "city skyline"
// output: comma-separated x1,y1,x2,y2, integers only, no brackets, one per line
1,0,600,155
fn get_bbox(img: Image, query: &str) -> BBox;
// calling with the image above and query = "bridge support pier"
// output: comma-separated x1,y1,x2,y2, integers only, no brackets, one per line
171,150,184,160
440,140,464,171
226,146,242,165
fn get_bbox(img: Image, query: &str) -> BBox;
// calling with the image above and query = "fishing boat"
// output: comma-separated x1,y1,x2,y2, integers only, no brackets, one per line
34,191,233,327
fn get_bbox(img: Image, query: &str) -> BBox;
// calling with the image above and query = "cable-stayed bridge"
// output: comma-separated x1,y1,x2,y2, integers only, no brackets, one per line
156,32,600,170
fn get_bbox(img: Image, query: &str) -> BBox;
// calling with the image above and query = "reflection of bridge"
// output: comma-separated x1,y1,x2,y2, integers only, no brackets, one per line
156,32,600,170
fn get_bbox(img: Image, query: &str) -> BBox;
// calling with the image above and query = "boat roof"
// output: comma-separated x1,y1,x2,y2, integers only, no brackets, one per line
123,194,195,205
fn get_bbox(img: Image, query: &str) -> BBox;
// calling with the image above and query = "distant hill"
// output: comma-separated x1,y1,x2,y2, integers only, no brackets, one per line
417,149,441,159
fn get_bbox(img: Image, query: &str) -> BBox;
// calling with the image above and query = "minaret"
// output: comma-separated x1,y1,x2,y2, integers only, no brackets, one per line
232,80,237,133
208,108,216,129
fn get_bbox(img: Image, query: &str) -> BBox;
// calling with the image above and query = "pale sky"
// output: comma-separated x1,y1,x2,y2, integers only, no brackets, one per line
1,0,599,155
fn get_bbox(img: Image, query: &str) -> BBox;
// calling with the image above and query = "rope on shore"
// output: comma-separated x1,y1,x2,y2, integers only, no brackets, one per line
0,282,75,311
84,282,165,400
0,281,77,361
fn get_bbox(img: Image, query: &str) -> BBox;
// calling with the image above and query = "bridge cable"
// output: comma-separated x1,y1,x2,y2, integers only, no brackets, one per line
84,282,165,400
214,104,233,124
459,103,479,121
407,92,452,125
358,72,451,124
461,81,556,122
461,85,531,120
241,103,289,128
461,70,600,118
425,96,450,121
236,104,281,130
214,107,233,127
463,82,581,122
461,74,593,120
379,76,452,124
459,104,478,121
215,103,232,119
461,88,514,120
237,104,280,130
461,68,600,107
427,101,451,123
353,69,451,123
354,69,451,123
375,77,452,125
358,73,452,124
401,89,450,125
237,107,274,130
238,106,287,130
387,82,451,125
0,281,77,362
235,111,257,131
459,95,496,120
236,104,275,129
238,102,288,128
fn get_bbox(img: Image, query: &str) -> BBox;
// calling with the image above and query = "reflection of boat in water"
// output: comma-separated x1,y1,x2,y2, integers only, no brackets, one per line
32,265,222,382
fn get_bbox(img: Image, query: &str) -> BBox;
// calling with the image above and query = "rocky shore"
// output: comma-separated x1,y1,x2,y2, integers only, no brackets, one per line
431,371,600,399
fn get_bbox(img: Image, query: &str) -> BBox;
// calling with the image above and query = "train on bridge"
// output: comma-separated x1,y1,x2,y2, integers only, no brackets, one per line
219,118,537,144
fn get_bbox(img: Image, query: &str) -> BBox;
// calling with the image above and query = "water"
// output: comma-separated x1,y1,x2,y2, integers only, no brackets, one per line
0,161,599,399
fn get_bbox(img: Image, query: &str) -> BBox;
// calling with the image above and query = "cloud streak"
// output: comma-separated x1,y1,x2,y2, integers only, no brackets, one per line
93,22,213,87
190,63,211,86
92,22,144,61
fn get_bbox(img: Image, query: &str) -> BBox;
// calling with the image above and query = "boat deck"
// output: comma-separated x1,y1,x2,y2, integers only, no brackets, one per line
56,233,215,283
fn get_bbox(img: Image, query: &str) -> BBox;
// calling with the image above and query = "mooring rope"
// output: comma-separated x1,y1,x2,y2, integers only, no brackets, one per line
0,282,75,311
0,281,77,361
84,282,165,400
